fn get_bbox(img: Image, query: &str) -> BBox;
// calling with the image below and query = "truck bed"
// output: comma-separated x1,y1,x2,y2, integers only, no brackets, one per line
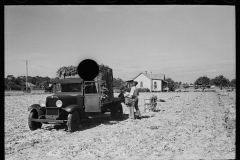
102,97,121,105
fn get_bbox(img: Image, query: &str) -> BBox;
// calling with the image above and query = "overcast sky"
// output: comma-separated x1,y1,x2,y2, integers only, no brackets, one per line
5,5,235,83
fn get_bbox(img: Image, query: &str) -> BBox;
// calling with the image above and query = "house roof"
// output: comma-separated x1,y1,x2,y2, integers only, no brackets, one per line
146,73,165,80
133,73,165,80
25,82,36,87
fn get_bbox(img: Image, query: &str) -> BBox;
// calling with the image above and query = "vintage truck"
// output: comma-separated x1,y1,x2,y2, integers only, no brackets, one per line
28,67,123,132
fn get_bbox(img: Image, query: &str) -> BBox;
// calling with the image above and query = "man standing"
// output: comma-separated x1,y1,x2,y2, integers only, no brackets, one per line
129,81,141,119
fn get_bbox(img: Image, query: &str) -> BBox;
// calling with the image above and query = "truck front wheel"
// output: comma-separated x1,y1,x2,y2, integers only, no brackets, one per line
28,111,42,130
67,110,80,132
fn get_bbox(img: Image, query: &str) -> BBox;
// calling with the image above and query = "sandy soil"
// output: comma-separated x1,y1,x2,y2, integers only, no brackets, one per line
5,90,235,160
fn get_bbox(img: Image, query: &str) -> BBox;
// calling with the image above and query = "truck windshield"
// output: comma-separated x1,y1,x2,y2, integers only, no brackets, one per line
56,83,82,92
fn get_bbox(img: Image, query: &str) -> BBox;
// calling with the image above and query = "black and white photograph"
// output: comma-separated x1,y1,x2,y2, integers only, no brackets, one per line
5,5,235,159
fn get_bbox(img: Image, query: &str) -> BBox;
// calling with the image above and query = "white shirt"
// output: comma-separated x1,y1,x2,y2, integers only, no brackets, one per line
130,86,136,96
124,86,139,98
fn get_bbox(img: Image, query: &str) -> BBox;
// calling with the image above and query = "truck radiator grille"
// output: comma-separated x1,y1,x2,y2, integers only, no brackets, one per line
46,108,59,115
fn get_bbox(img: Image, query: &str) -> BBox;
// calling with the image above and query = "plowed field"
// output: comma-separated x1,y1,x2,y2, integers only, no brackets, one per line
5,90,235,160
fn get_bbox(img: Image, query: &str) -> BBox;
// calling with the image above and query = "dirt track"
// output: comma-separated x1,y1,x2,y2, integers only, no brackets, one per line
5,90,235,160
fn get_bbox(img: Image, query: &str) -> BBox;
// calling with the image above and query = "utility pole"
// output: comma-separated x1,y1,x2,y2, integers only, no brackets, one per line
25,60,29,92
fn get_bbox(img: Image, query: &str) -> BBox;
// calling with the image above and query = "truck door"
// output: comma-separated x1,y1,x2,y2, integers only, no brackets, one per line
84,81,101,112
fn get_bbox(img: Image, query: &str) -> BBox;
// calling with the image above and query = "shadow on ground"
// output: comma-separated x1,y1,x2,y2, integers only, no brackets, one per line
43,113,130,132
141,115,151,119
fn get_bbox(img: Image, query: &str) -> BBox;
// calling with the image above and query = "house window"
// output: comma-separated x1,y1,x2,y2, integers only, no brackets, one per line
154,82,157,89
140,82,143,87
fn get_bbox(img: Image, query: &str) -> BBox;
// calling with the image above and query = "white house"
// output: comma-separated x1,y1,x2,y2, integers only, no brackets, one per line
126,73,169,92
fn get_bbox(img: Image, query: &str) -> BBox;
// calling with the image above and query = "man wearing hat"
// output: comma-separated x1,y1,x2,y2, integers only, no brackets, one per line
129,81,141,119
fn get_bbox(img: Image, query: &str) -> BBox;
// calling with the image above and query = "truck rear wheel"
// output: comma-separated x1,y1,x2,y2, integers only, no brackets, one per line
67,110,80,132
28,111,42,131
111,103,123,120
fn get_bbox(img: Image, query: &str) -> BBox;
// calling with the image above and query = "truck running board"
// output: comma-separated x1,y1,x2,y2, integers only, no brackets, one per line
30,118,66,123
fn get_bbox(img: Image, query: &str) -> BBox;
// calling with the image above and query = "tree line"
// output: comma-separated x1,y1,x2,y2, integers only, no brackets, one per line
165,75,235,91
193,75,235,91
5,75,53,91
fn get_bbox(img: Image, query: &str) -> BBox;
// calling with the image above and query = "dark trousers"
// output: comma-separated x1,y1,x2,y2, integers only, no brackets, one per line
132,97,139,111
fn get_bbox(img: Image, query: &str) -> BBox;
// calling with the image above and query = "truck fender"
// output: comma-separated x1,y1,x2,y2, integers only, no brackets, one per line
28,104,45,117
62,104,79,113
62,105,88,119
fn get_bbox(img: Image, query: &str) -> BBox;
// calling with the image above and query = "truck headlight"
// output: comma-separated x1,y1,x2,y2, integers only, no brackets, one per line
39,100,46,107
56,100,62,107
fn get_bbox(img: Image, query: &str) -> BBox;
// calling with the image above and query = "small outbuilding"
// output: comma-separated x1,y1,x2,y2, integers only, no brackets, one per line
25,82,36,89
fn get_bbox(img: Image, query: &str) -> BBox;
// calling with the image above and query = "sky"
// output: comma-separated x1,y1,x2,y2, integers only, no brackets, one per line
5,5,235,83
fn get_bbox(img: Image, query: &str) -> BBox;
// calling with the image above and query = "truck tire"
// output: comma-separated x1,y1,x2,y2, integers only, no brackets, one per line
67,110,80,132
111,103,123,120
28,111,42,131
